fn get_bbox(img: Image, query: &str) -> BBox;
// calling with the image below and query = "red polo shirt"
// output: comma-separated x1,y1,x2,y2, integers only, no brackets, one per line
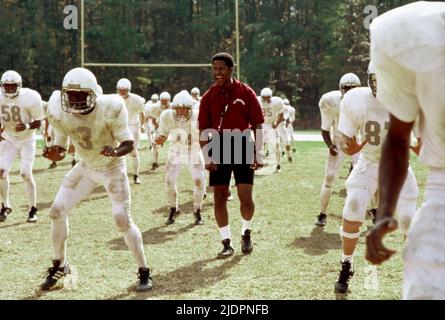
198,79,264,132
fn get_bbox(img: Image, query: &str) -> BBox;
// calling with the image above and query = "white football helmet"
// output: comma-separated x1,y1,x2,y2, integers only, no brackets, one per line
367,61,377,97
339,73,361,96
191,87,200,95
151,94,159,102
283,98,290,105
160,91,171,101
116,78,131,98
172,90,193,121
61,68,98,114
260,87,273,97
1,70,22,98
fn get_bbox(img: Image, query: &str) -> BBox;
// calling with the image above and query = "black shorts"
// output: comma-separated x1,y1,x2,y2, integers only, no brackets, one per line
209,164,254,186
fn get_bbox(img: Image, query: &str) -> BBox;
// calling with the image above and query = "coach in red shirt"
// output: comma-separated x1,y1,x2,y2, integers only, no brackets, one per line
199,52,264,259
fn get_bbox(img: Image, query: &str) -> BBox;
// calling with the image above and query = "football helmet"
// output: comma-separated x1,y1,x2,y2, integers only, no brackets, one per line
117,78,131,98
191,87,200,95
1,70,22,98
61,68,98,114
283,98,290,105
160,91,171,101
172,90,193,122
260,87,272,97
367,61,377,97
151,94,159,102
339,73,361,96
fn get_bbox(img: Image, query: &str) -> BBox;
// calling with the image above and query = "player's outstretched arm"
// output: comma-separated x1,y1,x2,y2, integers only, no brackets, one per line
15,120,42,132
366,114,413,265
101,140,134,157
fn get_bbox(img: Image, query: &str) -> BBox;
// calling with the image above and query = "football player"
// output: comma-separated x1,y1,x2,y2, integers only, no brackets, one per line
143,94,159,150
315,73,361,227
366,1,445,299
278,98,293,162
0,70,43,223
283,98,297,153
258,88,285,172
116,78,145,184
146,91,171,170
191,87,201,103
334,61,419,294
41,68,152,292
155,90,205,225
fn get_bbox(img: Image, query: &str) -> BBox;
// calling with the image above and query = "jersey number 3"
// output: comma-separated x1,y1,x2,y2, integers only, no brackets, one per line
1,105,21,122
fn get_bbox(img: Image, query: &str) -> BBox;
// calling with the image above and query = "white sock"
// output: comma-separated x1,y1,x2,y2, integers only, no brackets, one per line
0,176,11,208
122,223,147,268
342,254,353,263
241,218,252,235
219,225,231,241
51,217,69,267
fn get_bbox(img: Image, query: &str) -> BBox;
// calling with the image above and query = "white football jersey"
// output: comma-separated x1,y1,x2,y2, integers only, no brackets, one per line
258,96,284,125
146,102,171,122
338,87,389,164
158,109,199,148
47,91,133,171
122,93,145,126
371,1,445,168
0,88,43,140
319,90,342,143
288,105,296,123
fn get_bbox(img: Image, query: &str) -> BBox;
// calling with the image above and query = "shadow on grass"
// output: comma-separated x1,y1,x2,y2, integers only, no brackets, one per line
151,199,213,215
0,221,28,230
290,226,341,255
332,188,347,198
106,255,243,300
107,223,197,249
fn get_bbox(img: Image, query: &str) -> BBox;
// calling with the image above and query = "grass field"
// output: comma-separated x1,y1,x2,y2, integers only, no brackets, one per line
0,140,428,300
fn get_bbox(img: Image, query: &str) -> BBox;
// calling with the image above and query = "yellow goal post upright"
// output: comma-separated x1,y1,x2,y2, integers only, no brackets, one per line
80,0,241,79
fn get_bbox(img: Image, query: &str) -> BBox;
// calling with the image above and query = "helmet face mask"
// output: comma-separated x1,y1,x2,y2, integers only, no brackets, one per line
62,87,97,115
1,70,22,98
173,105,192,122
118,88,129,98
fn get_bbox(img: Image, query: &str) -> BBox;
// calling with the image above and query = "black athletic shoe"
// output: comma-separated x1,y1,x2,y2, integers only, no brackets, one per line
136,267,153,292
151,163,159,170
134,175,141,185
40,260,71,291
275,164,281,173
166,207,178,225
241,230,253,254
194,209,204,225
335,260,354,294
315,213,327,227
292,148,297,153
27,206,38,223
368,209,377,225
217,239,234,259
281,151,285,157
71,159,77,168
0,203,12,222
49,162,57,169
288,156,293,163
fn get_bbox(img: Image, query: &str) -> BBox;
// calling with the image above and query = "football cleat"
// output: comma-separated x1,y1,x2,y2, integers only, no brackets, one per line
71,159,77,168
281,151,285,157
241,229,253,254
134,175,141,185
151,163,159,171
0,203,12,222
335,260,354,294
136,267,153,292
288,156,293,163
194,209,204,225
275,164,281,173
292,148,296,153
40,260,71,291
166,207,179,225
217,239,234,259
48,161,57,169
27,206,38,223
368,209,377,225
227,191,234,201
315,213,327,227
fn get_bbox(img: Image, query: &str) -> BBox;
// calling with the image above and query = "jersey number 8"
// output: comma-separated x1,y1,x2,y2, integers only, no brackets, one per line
365,121,389,146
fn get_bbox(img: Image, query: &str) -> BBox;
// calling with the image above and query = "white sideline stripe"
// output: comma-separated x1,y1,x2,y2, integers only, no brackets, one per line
34,133,323,142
